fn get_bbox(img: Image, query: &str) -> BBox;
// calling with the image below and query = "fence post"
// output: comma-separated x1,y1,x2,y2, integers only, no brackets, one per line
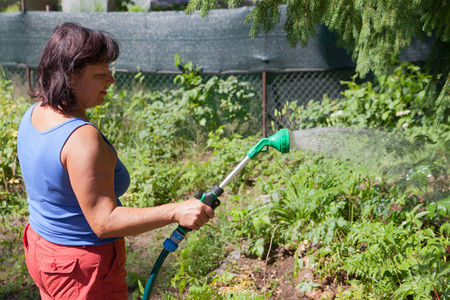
262,72,267,138
26,68,32,93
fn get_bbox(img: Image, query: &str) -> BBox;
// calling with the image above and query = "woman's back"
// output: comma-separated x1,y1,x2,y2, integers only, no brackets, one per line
17,103,129,246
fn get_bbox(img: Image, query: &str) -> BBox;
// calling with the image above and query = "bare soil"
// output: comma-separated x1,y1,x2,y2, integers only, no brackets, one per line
126,228,348,300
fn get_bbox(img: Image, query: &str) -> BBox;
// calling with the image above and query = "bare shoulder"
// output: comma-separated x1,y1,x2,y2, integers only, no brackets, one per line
61,124,116,170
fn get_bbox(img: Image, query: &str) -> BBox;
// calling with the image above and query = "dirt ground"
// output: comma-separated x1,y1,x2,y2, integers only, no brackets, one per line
126,228,347,300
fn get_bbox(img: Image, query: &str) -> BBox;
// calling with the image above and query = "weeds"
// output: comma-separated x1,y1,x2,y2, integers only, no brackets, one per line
0,61,449,299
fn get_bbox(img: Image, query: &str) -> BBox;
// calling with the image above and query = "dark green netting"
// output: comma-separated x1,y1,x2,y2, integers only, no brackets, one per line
0,6,433,73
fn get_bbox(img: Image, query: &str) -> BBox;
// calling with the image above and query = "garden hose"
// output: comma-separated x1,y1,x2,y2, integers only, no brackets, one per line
142,129,290,299
142,249,169,300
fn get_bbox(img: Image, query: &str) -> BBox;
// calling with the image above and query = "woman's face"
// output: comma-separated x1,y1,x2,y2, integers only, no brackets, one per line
70,63,115,112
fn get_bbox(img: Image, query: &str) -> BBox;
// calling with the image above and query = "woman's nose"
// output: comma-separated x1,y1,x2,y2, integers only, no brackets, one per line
107,71,115,85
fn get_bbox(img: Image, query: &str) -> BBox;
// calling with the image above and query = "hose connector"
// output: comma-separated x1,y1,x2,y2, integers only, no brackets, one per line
163,228,186,252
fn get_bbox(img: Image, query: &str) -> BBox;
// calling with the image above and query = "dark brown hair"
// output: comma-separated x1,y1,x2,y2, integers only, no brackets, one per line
31,22,120,113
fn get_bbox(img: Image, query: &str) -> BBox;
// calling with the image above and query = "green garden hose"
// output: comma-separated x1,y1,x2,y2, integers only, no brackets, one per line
142,249,169,300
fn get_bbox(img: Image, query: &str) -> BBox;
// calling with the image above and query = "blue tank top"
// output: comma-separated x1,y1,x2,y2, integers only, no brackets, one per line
17,103,130,246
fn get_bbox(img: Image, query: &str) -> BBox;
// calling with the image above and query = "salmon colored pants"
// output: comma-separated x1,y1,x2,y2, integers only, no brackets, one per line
23,224,128,299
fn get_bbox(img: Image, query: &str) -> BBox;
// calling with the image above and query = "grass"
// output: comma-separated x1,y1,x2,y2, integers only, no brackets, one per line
0,216,40,300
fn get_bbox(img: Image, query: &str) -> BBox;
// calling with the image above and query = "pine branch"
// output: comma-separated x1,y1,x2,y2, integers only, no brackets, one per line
244,0,282,38
186,0,219,17
283,0,326,47
435,74,450,125
421,0,450,42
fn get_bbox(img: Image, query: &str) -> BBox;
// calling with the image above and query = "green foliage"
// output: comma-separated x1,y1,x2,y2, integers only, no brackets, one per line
237,63,449,297
296,280,321,294
180,128,254,195
177,225,225,278
0,76,29,215
238,151,402,255
275,62,437,130
336,216,450,299
173,54,257,135
126,4,147,12
187,0,450,124
241,144,449,298
0,221,39,299
1,55,449,299
169,224,225,298
0,1,20,12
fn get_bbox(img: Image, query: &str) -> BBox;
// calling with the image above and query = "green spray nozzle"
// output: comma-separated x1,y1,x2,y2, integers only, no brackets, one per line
247,128,290,159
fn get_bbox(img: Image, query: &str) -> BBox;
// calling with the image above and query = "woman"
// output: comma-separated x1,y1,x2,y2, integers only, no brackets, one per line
17,22,214,299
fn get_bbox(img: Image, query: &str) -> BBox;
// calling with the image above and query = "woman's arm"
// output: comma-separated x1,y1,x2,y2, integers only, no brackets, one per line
61,125,214,239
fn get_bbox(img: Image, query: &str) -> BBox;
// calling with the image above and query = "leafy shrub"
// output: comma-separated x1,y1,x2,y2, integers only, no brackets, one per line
335,216,450,299
239,62,450,298
0,76,29,215
240,140,449,298
169,224,225,298
273,62,437,131
173,54,258,136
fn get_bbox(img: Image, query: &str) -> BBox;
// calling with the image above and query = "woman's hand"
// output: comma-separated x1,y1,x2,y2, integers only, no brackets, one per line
172,198,215,230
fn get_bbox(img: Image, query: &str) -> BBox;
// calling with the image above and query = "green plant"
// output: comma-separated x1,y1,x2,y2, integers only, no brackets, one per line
174,54,257,136
86,64,259,207
0,221,39,299
295,280,321,294
392,258,450,300
273,62,437,131
330,204,450,299
0,76,29,215
0,1,20,12
170,224,225,297
232,114,448,298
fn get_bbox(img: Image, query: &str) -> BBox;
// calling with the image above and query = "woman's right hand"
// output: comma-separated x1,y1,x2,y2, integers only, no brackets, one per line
172,198,215,230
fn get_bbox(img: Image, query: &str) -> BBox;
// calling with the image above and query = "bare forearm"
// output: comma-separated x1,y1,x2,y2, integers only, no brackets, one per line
97,204,178,238
94,198,214,238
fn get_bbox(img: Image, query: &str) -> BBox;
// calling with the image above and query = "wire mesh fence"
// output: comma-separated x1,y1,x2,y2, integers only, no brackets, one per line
1,65,355,133
1,66,28,88
266,68,356,131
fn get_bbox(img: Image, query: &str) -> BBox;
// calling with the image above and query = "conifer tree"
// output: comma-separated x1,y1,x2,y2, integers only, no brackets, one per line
187,0,450,124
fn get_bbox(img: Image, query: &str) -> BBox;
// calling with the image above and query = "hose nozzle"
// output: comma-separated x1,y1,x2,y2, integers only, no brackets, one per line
247,128,290,159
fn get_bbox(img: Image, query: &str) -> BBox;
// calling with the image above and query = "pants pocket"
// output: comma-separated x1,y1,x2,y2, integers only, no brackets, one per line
102,238,128,299
22,223,29,251
40,256,80,299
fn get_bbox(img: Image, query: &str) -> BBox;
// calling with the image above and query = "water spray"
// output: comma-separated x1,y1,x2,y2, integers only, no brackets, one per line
142,129,290,299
